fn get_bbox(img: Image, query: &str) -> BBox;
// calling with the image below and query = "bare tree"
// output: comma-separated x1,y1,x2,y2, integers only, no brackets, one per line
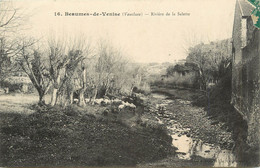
0,38,11,82
186,39,232,90
91,40,127,101
186,44,209,90
207,39,232,82
0,0,28,37
128,65,147,95
56,49,85,106
0,1,29,83
17,39,51,105
46,35,92,106
61,36,92,106
46,37,70,106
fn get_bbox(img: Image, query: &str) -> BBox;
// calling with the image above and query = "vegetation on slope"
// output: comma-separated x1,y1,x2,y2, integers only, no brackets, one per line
0,104,174,167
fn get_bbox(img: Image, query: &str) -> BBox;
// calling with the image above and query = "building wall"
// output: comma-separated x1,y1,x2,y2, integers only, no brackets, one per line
242,29,260,147
232,0,260,148
231,0,243,114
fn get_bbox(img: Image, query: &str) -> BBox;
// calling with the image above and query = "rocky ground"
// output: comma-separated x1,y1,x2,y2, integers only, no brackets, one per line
166,99,234,149
151,87,235,149
144,83,260,167
147,90,234,149
138,92,236,167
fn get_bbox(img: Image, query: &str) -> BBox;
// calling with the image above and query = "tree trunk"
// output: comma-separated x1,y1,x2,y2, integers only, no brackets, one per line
92,88,98,105
50,74,61,106
199,68,207,91
130,85,134,96
104,81,110,96
69,90,74,104
78,67,87,106
4,87,9,93
104,77,110,96
78,89,86,106
38,89,45,106
137,75,142,86
51,88,58,106
104,87,109,96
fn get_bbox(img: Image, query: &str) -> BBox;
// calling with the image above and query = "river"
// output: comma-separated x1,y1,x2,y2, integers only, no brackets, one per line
147,93,238,167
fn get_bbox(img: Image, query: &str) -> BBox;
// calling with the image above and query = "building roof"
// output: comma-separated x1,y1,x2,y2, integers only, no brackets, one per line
238,0,255,17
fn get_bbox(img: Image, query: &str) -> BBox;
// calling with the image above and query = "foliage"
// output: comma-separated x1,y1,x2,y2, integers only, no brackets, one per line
151,72,199,89
151,39,231,91
186,39,232,90
166,62,199,76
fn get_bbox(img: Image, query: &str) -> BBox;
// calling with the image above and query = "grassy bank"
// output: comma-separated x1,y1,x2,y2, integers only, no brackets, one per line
191,73,246,134
0,103,174,166
192,73,259,166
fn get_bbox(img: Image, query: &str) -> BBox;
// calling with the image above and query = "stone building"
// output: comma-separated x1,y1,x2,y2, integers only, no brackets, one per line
232,0,260,150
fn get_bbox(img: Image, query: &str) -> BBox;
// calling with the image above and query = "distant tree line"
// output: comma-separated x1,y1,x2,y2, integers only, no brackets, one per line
166,62,198,76
156,39,232,90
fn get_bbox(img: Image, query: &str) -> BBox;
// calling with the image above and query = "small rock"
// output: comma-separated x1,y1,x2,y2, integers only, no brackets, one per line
102,110,109,116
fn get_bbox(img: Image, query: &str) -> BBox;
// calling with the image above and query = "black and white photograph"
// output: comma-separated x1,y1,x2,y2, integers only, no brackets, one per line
0,0,259,167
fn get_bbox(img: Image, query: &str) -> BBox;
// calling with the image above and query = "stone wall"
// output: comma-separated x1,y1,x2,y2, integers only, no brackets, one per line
231,0,243,110
242,29,260,148
232,0,260,149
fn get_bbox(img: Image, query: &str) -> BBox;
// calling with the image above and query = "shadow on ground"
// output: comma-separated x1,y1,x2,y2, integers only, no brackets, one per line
0,104,175,167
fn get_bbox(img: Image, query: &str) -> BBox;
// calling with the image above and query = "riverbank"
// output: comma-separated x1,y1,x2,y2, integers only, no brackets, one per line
167,98,234,149
151,86,237,149
138,91,238,167
151,86,204,101
0,96,174,167
0,88,257,166
151,78,259,166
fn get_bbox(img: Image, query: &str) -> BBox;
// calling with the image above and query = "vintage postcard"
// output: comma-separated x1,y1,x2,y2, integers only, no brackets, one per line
0,0,259,167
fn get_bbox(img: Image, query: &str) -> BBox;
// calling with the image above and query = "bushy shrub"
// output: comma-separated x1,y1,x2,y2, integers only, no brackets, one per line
139,82,151,94
151,73,198,89
132,83,151,95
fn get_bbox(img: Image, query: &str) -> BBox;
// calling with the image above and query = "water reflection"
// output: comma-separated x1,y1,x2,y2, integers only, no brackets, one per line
166,122,237,167
152,93,238,167
214,150,237,167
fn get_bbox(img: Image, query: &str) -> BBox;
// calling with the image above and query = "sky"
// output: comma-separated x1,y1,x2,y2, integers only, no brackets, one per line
14,0,236,63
